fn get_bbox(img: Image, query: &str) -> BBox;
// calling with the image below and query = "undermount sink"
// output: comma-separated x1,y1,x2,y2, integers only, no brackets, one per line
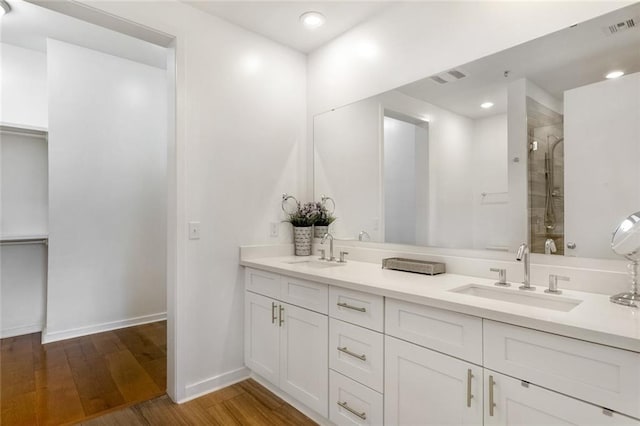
450,284,582,312
284,259,345,269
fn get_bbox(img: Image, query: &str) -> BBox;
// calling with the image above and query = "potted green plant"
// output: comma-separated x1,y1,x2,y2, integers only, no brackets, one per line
287,202,317,256
313,201,336,238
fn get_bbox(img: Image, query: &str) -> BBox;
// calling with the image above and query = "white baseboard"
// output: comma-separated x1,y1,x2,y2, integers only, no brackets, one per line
179,367,250,403
42,312,167,344
251,373,332,426
1,323,43,339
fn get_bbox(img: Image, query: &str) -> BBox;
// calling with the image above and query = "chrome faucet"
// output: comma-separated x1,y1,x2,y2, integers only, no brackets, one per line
321,232,336,261
516,242,535,291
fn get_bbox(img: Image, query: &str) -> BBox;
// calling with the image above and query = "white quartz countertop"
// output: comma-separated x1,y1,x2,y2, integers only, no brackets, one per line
240,255,640,353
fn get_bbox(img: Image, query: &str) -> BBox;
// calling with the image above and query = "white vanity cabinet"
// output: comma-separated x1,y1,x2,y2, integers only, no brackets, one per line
383,298,640,426
384,300,484,426
243,264,640,425
484,320,640,420
385,335,483,425
244,268,328,416
329,286,385,426
484,371,640,426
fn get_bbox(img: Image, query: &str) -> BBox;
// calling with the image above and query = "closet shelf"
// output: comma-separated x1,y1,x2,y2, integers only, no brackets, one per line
0,234,49,246
0,122,48,138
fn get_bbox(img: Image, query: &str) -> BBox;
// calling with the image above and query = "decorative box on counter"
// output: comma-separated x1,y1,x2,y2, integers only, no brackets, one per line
382,257,446,275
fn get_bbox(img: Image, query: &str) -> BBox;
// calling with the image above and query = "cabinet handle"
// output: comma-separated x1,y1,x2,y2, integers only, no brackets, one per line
466,369,474,407
337,346,367,361
489,374,496,416
271,302,277,324
337,401,367,420
279,305,284,327
337,302,366,312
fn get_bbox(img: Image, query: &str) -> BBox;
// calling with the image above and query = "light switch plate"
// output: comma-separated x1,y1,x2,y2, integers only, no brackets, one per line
188,221,201,240
270,222,279,237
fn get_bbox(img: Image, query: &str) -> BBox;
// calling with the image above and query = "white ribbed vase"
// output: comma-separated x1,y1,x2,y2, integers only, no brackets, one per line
314,225,329,239
293,226,312,256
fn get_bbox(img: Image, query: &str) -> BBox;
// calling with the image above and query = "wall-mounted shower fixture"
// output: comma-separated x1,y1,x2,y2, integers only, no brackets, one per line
544,135,564,231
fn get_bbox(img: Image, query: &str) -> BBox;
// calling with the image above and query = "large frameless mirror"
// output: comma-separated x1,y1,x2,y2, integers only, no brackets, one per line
313,3,640,260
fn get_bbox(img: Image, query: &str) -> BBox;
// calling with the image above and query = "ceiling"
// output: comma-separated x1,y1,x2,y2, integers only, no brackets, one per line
1,0,166,69
183,1,390,53
397,3,640,119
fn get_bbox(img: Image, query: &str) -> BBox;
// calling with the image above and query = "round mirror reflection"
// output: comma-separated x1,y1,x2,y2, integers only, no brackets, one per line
610,211,640,307
611,212,640,261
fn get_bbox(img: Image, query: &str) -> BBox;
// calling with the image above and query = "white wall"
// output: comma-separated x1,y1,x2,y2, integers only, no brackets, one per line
314,98,381,241
507,79,529,251
565,72,640,259
74,1,307,402
379,91,474,248
0,132,48,236
0,43,48,128
471,114,509,251
45,39,167,341
384,117,417,245
1,244,47,337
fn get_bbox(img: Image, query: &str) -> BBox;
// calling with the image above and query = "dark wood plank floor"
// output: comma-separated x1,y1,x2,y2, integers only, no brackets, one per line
78,379,317,426
1,321,167,425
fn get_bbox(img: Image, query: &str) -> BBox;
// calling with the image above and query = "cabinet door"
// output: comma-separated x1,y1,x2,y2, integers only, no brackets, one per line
385,336,483,426
244,291,280,385
485,370,640,426
279,302,329,417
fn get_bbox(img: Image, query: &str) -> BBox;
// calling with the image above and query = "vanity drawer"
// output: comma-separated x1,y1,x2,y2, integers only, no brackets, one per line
280,275,328,314
385,298,482,364
330,370,383,426
330,318,383,392
484,320,640,419
245,268,280,299
329,287,384,332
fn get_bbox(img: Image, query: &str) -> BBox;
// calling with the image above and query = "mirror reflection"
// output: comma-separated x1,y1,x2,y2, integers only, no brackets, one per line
314,3,640,260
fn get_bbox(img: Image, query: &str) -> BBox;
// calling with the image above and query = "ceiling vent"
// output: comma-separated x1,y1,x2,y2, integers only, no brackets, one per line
604,16,638,35
429,68,468,84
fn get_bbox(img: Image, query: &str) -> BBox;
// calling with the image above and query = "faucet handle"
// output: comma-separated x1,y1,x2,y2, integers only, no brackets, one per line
338,251,349,263
490,268,510,287
318,248,326,261
545,274,570,294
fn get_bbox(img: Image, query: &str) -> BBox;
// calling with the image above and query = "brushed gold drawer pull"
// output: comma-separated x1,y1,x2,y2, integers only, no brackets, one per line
337,346,367,361
337,401,367,420
337,302,366,312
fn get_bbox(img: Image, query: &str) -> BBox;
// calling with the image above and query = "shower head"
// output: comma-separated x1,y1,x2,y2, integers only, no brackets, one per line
547,135,564,154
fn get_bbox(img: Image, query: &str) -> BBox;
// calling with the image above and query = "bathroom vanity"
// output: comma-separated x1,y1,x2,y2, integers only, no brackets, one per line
241,252,640,426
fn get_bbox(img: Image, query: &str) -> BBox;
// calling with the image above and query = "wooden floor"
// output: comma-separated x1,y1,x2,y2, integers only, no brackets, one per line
79,379,317,426
1,321,167,425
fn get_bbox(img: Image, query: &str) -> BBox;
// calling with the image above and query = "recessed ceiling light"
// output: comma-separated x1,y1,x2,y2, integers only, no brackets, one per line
0,0,11,16
300,11,325,29
606,70,624,79
480,102,494,109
